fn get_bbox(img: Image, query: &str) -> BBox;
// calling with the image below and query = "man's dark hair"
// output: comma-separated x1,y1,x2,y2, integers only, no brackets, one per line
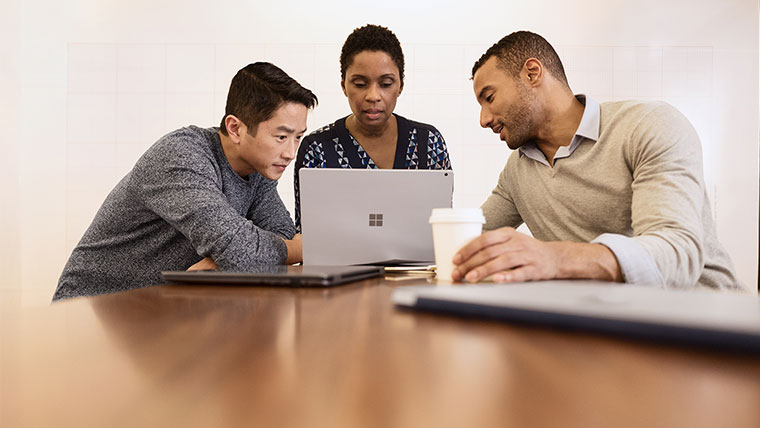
471,31,568,86
340,24,405,83
220,62,318,135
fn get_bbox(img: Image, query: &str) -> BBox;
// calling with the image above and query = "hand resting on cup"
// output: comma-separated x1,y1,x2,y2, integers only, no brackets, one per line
451,227,623,283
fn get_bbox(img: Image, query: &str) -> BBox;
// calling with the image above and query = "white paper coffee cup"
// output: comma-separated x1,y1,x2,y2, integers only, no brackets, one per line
429,208,486,281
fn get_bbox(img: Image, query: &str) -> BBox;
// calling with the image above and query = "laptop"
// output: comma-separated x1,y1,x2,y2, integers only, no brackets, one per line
161,265,383,287
392,281,760,352
299,169,453,266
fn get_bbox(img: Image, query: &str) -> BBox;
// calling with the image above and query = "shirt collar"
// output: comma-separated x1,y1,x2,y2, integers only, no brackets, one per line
518,94,600,165
573,94,600,142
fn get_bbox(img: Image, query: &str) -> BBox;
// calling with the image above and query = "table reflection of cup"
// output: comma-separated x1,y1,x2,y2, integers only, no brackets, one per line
429,208,486,281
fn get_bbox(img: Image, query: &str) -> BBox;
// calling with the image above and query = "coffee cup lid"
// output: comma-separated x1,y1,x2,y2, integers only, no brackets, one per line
429,208,486,224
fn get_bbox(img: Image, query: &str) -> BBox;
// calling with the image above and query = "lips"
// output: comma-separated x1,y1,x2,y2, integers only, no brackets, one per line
492,124,506,141
364,109,384,120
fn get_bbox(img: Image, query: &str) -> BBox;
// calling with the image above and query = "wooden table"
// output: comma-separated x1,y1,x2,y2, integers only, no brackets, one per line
2,276,759,428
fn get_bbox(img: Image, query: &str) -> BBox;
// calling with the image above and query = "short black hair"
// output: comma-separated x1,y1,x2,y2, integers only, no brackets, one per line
471,31,568,86
340,24,405,84
220,62,317,136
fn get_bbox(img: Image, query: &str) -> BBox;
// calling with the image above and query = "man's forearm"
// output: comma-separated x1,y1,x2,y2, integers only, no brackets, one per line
550,242,623,282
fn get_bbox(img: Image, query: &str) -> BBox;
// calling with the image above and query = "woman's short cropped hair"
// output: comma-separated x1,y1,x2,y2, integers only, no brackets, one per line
340,24,405,84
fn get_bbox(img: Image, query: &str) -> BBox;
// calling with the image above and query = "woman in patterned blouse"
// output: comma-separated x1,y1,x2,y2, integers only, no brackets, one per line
293,24,452,231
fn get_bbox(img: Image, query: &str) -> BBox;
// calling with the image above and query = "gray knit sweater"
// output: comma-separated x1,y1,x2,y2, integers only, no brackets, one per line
53,126,295,301
482,100,744,291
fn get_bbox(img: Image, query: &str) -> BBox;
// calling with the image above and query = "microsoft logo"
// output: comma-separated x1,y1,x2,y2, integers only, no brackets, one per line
368,213,384,227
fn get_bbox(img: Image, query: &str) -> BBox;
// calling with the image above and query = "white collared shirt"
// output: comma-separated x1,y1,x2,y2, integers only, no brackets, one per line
517,94,600,167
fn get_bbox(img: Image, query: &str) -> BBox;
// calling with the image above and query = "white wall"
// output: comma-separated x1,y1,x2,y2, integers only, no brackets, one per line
1,0,757,297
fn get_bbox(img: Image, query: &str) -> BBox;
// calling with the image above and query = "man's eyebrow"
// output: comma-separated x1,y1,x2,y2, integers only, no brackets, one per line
275,125,308,134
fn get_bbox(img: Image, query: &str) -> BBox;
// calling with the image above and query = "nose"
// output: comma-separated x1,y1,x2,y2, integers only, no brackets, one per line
365,83,381,102
283,138,298,161
479,107,493,129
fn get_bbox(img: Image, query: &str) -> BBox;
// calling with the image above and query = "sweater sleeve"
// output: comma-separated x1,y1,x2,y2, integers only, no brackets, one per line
247,178,296,240
481,156,523,231
132,139,288,270
591,233,664,286
604,103,708,288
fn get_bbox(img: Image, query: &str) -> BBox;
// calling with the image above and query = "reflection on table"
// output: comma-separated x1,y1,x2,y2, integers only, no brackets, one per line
2,276,759,428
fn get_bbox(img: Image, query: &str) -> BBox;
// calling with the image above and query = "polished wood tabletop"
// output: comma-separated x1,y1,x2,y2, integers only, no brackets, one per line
2,275,759,428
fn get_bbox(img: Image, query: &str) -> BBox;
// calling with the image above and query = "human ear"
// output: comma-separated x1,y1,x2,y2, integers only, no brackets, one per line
523,58,543,85
340,78,347,96
225,115,244,144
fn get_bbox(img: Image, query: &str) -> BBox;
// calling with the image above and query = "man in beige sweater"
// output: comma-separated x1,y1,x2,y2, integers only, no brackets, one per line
452,31,745,291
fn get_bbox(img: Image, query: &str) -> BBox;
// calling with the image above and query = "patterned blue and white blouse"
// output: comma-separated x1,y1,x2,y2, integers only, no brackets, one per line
293,114,452,231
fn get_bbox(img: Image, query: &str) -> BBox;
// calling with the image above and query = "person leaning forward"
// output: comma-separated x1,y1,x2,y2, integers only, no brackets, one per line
53,62,317,301
453,31,746,291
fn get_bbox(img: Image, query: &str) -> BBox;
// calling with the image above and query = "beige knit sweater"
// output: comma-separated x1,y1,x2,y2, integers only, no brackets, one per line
482,100,744,291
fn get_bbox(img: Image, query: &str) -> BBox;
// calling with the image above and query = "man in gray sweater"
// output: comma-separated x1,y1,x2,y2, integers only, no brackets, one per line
452,31,745,291
54,62,317,300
